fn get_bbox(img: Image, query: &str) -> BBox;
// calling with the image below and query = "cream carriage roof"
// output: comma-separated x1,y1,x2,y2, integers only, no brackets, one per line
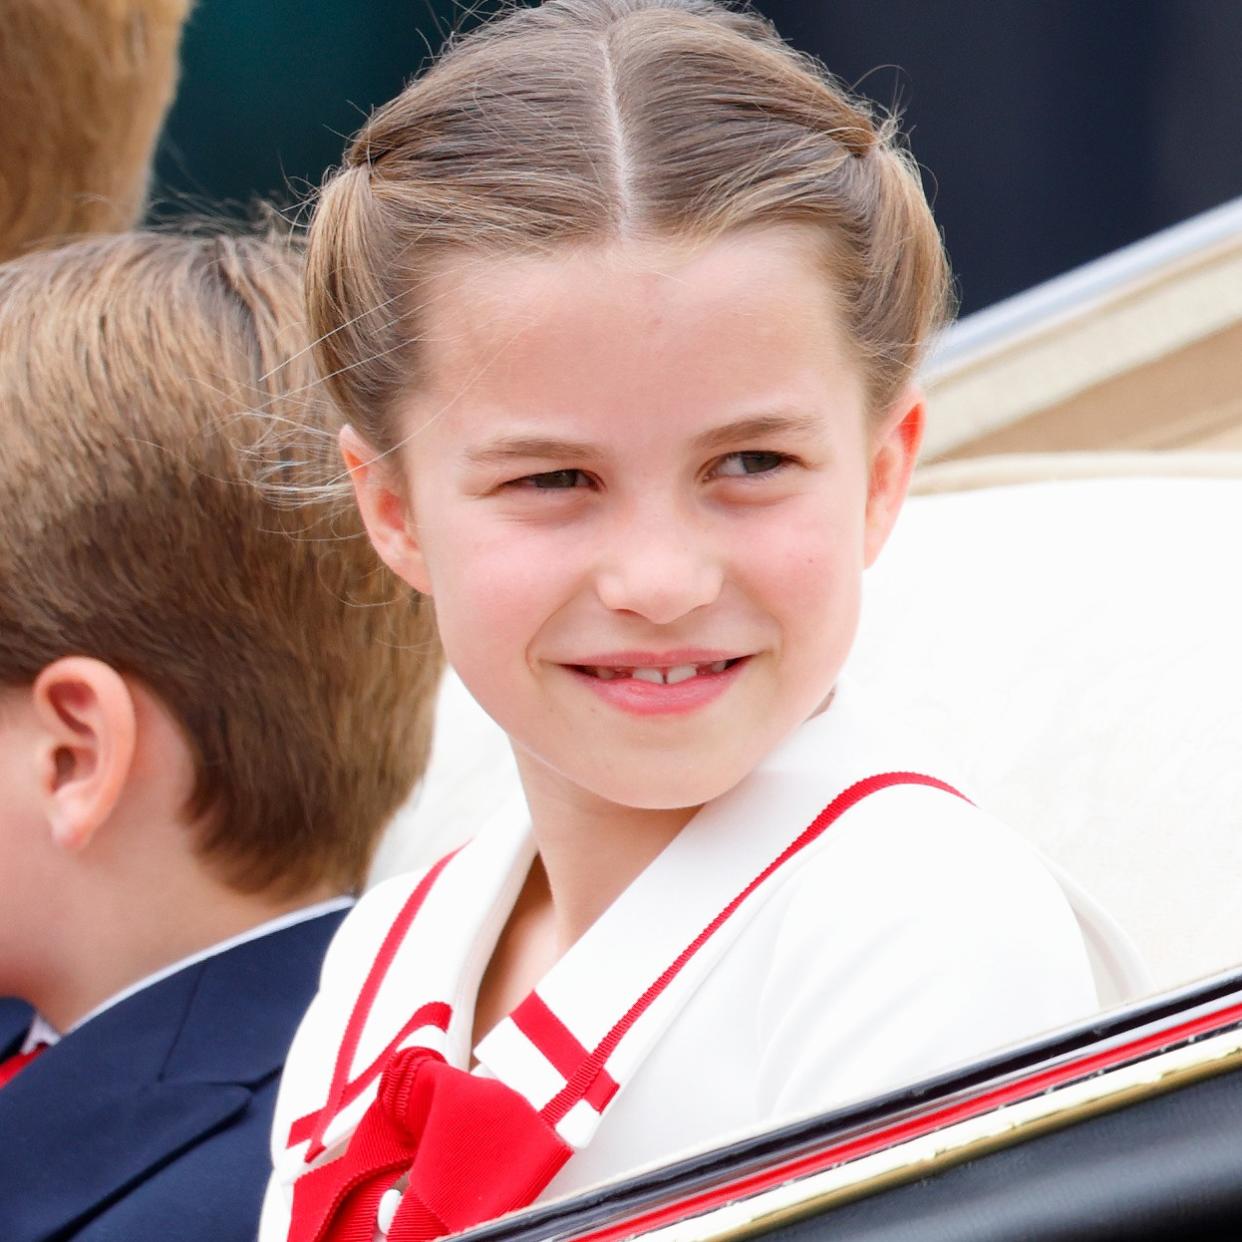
921,195,1242,462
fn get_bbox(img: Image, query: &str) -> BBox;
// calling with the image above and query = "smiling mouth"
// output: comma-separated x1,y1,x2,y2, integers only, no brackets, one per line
573,658,745,685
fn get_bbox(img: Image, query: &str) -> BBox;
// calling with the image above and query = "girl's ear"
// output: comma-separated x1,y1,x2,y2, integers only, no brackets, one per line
31,657,136,851
863,386,924,568
339,425,432,595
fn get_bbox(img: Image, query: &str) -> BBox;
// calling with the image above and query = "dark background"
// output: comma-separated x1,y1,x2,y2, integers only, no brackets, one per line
153,1,1242,315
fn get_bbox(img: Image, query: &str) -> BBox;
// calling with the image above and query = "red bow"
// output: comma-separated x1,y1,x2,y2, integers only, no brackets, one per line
290,1047,572,1242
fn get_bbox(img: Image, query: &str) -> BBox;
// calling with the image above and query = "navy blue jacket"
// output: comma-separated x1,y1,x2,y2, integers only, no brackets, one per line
0,909,345,1241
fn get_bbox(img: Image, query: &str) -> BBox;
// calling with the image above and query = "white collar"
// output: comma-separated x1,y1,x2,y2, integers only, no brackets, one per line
299,689,954,1160
21,896,354,1054
20,1013,60,1056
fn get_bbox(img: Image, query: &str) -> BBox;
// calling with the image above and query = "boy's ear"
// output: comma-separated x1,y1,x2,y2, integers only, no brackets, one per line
31,657,136,851
863,386,925,568
339,425,432,595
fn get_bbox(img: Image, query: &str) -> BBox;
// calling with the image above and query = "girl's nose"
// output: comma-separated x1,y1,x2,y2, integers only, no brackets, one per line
593,514,725,625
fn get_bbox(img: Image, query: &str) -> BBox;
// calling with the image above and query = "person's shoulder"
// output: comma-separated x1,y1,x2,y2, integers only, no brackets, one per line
758,779,1096,1029
782,779,1082,949
763,691,1096,990
71,1080,277,1242
752,781,1097,1109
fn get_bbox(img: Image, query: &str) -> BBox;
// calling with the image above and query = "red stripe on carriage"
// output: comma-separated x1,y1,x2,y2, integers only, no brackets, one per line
511,993,620,1113
292,848,462,1161
540,773,967,1126
576,996,1242,1242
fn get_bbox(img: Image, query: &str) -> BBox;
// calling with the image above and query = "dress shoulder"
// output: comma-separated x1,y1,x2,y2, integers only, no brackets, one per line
754,781,1097,1117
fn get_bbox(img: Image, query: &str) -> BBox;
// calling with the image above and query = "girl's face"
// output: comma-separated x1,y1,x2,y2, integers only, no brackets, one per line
350,227,921,816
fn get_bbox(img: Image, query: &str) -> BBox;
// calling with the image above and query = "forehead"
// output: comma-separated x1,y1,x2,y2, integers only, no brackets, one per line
405,227,864,445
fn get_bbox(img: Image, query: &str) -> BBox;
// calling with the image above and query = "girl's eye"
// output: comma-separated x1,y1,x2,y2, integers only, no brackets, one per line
711,451,791,479
509,468,592,490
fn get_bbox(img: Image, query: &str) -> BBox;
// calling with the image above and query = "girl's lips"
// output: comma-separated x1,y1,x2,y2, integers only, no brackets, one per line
565,655,750,716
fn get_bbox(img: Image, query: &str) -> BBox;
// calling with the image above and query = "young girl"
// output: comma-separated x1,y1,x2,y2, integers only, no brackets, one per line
263,3,1143,1238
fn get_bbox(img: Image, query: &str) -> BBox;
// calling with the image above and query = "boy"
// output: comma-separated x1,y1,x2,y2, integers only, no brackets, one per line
0,230,440,1240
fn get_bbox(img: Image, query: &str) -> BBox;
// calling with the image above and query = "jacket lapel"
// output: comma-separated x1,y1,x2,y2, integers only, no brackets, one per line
0,910,345,1241
0,996,32,1060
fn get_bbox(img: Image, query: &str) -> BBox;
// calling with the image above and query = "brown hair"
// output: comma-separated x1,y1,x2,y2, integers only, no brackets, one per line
0,1,190,262
0,231,441,897
306,0,953,453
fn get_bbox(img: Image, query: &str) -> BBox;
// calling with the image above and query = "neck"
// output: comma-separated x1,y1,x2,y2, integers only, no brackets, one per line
516,756,699,949
31,855,338,1033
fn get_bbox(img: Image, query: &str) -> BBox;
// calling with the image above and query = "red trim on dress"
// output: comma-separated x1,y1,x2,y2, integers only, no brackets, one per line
539,773,968,1126
292,849,461,1160
285,768,968,1237
288,1002,451,1151
511,993,620,1113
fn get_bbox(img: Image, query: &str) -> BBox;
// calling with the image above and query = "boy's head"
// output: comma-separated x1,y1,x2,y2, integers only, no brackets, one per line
0,231,441,947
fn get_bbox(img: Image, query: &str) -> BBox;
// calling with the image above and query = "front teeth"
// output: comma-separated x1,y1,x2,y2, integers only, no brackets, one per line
588,659,735,684
631,667,665,685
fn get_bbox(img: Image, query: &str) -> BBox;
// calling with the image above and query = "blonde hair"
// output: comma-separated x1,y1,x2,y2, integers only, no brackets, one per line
306,0,952,453
0,1,190,262
0,231,441,897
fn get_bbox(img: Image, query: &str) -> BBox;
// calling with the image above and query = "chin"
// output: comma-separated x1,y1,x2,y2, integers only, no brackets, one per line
588,763,747,813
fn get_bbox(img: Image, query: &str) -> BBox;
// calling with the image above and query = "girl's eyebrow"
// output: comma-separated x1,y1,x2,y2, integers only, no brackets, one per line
691,412,822,452
463,413,821,466
464,435,598,466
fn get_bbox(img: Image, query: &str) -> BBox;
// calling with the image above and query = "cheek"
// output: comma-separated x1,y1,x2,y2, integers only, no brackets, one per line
737,494,868,618
732,497,868,706
420,513,582,671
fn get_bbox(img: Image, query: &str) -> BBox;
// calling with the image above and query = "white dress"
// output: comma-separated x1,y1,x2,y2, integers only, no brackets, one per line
261,688,1144,1240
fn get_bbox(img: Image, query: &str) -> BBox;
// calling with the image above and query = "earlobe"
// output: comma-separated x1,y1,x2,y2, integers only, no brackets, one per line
863,387,925,568
31,658,136,852
339,425,432,595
